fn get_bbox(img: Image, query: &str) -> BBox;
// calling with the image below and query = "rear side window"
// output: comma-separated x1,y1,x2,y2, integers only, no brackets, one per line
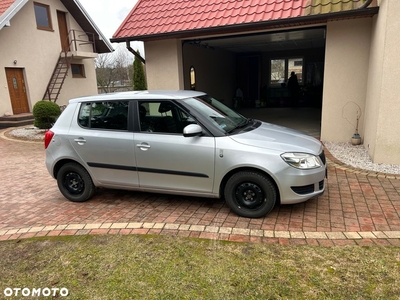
78,101,129,130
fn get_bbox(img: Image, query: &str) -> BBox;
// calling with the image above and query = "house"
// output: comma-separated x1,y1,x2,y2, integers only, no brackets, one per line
110,0,400,165
0,0,113,121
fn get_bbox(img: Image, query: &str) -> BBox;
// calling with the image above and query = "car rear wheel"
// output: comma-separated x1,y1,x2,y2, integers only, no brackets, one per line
57,163,95,202
224,171,276,218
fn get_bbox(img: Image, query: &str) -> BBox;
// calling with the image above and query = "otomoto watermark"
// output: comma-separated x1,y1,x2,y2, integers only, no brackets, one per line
3,287,69,297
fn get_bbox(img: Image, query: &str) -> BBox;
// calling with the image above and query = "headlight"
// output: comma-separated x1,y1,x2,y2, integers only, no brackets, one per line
281,152,322,169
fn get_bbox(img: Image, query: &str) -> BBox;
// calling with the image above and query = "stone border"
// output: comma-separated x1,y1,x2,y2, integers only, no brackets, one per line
1,223,400,244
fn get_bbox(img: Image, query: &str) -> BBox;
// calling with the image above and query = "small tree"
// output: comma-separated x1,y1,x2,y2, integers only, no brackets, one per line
133,50,147,90
32,100,61,129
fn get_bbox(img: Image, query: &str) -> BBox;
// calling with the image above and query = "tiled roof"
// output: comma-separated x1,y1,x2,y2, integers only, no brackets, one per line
0,0,15,15
113,0,377,40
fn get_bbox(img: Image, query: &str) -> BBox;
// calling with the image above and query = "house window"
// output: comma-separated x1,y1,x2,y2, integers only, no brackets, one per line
71,64,85,78
270,58,303,85
34,2,53,31
190,66,196,90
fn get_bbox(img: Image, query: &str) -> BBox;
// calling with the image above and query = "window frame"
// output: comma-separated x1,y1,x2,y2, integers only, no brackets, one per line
269,57,304,86
71,64,86,78
33,2,53,31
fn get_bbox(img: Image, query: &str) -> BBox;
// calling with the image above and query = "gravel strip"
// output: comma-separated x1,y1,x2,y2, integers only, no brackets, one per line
324,141,400,175
6,127,46,141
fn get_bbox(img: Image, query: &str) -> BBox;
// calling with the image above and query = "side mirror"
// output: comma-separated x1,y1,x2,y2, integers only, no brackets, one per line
183,124,202,137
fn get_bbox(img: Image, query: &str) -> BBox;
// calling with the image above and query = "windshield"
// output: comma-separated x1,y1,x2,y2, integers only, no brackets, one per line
183,95,248,133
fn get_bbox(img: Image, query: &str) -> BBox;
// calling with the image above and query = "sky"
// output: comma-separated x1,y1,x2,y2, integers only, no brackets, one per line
78,0,144,56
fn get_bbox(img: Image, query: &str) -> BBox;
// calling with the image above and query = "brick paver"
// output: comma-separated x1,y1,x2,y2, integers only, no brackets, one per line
1,129,400,245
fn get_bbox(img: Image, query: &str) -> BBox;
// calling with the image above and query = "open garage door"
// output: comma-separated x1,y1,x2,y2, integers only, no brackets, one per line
182,26,326,137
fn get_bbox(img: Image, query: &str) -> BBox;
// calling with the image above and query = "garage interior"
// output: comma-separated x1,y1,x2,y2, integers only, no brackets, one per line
183,26,326,138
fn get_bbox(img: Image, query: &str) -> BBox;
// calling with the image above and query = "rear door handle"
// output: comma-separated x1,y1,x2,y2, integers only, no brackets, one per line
74,137,86,145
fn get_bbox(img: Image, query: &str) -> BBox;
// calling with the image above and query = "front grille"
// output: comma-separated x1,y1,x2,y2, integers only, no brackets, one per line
291,184,314,195
319,150,326,165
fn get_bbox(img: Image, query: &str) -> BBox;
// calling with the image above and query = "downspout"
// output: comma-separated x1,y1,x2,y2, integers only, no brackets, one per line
126,41,145,64
359,0,373,9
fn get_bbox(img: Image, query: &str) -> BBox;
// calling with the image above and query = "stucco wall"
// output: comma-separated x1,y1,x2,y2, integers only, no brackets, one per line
182,43,236,105
320,18,372,143
364,0,400,164
0,0,99,116
144,39,184,90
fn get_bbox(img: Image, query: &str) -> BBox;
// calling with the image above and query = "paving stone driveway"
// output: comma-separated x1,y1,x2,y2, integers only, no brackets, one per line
1,132,400,246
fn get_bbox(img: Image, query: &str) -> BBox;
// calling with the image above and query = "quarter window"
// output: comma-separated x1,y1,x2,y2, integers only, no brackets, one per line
34,2,52,31
78,101,129,130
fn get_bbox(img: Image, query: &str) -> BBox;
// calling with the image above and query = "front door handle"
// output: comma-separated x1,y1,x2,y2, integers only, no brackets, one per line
136,143,151,151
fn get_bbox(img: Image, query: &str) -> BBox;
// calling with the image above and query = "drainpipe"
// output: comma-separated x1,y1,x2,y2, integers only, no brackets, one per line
359,0,373,9
126,41,145,64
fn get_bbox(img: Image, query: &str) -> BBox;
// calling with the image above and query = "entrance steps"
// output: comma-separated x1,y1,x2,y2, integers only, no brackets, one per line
0,113,34,129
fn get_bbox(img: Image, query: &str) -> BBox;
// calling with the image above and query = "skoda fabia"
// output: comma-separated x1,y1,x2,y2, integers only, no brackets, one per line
45,90,326,218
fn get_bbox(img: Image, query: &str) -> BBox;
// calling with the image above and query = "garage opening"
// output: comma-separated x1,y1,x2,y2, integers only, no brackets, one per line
183,26,326,137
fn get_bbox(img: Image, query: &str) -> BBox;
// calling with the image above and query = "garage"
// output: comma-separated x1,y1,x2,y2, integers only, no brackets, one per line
182,27,326,136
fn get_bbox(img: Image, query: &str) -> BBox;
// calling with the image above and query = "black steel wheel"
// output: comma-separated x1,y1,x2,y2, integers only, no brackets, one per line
224,171,276,218
57,162,95,202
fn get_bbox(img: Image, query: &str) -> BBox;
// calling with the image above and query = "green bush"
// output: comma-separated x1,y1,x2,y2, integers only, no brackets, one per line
32,100,61,129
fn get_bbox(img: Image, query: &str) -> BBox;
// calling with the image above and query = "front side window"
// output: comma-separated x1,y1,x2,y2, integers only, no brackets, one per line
138,101,196,134
78,101,129,130
34,2,52,31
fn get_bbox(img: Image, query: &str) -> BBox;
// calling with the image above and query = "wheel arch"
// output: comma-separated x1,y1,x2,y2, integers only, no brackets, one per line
219,167,281,204
53,159,86,179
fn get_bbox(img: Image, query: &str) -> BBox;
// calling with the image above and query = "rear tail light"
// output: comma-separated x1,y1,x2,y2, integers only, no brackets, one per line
44,130,54,149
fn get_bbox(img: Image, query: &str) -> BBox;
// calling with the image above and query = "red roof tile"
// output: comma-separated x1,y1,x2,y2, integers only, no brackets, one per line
0,0,15,16
113,0,376,40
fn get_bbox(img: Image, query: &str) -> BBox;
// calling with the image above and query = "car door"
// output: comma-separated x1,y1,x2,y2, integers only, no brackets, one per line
68,100,139,187
134,100,215,194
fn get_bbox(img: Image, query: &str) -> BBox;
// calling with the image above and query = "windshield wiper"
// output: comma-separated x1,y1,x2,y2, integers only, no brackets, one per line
227,118,252,133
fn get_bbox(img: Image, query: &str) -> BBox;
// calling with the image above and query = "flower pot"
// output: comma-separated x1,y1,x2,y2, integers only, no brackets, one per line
351,134,361,145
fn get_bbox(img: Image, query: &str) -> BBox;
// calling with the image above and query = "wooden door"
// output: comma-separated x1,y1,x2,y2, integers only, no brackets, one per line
57,11,69,51
5,68,30,114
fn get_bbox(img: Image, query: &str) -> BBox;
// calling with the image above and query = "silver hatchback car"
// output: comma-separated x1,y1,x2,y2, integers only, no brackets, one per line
45,90,326,218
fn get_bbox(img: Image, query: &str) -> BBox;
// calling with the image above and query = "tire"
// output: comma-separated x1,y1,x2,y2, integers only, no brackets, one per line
57,162,95,202
224,171,277,218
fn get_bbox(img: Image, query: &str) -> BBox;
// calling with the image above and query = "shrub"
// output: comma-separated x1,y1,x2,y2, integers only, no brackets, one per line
32,100,61,129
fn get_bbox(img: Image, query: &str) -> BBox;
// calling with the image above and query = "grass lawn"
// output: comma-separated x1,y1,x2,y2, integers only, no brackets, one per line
1,234,400,299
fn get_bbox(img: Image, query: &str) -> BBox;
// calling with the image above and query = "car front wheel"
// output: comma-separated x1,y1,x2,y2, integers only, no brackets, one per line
57,162,95,202
224,171,277,218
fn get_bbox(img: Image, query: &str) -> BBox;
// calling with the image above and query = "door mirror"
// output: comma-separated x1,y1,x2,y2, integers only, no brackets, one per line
183,124,202,137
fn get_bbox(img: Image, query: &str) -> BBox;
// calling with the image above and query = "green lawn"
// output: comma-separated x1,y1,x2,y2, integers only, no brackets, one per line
1,234,400,299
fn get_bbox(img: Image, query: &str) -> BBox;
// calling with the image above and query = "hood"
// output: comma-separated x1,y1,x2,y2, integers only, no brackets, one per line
230,121,322,154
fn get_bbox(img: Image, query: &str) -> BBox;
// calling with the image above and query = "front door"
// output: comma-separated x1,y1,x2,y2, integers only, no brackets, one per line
5,68,30,114
134,101,215,194
57,11,69,51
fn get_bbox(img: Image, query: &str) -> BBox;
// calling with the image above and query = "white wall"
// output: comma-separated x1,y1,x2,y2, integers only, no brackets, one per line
364,0,400,164
144,39,184,90
0,0,99,116
321,18,372,143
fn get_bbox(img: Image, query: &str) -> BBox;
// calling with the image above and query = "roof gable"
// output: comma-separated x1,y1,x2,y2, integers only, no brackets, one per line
112,0,378,42
0,0,113,53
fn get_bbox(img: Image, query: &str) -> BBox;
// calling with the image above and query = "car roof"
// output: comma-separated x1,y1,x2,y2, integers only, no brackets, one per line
69,90,207,103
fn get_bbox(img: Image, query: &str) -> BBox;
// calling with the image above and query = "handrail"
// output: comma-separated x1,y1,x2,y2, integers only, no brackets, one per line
61,29,96,53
